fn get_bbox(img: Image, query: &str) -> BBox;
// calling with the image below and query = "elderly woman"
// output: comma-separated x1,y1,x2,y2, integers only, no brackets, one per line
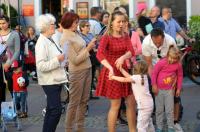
60,12,96,132
35,14,68,132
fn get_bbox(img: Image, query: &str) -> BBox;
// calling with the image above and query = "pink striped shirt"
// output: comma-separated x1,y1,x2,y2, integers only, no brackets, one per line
151,58,183,90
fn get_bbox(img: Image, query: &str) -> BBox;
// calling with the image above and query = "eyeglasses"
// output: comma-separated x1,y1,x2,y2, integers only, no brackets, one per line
84,25,90,27
157,50,162,59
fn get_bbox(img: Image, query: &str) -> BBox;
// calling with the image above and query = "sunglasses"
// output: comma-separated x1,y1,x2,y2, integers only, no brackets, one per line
84,24,90,27
157,50,162,59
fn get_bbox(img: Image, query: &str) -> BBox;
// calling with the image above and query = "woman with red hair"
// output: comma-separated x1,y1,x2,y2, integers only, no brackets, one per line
60,12,96,132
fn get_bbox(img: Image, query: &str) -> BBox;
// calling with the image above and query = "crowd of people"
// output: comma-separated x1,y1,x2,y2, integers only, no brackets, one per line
0,4,196,132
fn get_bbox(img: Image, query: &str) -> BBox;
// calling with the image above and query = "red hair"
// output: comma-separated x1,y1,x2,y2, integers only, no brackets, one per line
61,12,79,29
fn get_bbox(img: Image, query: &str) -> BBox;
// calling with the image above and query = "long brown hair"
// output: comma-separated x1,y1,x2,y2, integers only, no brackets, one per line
106,11,125,35
133,60,148,85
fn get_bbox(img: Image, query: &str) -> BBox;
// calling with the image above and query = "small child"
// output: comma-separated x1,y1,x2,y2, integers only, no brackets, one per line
151,45,183,132
11,60,29,118
110,60,154,132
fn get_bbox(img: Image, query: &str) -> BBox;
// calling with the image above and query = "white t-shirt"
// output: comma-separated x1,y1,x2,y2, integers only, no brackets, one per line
142,33,176,66
89,19,102,36
131,75,153,109
52,30,62,46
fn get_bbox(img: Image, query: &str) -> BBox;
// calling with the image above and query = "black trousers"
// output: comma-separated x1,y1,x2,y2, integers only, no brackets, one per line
42,84,62,132
0,64,6,113
5,70,13,97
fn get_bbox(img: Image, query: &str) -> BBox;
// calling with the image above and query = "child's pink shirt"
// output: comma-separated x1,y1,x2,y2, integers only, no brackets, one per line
151,58,183,90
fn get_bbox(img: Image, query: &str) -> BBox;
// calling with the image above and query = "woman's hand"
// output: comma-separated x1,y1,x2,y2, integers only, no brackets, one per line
3,63,10,72
108,68,114,79
86,38,97,51
115,56,125,70
57,54,65,62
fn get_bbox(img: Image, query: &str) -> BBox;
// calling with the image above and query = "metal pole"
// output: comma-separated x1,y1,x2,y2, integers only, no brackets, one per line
18,0,20,27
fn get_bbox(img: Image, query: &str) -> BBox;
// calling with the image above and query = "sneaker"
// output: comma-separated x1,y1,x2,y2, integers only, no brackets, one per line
174,123,183,132
118,117,128,125
19,112,28,118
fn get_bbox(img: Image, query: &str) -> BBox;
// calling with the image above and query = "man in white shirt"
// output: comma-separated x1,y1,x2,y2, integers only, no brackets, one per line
89,7,103,36
142,28,176,75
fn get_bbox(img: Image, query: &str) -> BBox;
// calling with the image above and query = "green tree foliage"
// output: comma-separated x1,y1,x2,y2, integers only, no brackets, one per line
0,3,18,28
188,16,200,51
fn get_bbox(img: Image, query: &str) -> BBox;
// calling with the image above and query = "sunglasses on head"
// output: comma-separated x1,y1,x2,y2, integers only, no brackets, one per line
157,50,162,59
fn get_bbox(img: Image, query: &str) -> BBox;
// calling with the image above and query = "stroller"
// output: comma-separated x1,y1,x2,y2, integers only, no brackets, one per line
1,101,22,132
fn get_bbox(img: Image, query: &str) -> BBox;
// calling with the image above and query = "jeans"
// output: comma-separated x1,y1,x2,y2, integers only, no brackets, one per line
13,92,27,113
42,84,62,132
155,89,174,130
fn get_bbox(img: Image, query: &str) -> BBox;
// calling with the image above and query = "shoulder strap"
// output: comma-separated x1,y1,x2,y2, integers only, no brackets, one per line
48,38,63,54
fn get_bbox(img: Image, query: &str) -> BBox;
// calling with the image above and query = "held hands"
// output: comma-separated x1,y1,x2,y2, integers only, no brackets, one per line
19,82,25,87
57,54,65,62
108,68,114,80
115,56,125,70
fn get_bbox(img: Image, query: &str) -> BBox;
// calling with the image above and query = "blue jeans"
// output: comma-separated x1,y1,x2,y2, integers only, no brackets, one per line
13,91,27,113
42,84,62,132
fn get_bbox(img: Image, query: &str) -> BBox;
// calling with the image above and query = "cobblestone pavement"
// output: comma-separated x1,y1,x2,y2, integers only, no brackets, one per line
2,77,200,132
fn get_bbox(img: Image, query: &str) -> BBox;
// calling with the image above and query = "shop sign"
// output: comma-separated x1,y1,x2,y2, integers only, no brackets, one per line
76,2,89,19
22,4,34,16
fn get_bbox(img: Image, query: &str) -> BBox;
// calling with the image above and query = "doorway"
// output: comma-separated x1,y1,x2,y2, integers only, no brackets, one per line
42,0,61,19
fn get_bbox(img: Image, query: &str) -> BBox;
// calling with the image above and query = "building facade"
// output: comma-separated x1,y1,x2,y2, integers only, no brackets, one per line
0,0,199,28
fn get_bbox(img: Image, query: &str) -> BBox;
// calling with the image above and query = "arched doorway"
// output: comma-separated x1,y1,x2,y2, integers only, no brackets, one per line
156,0,186,28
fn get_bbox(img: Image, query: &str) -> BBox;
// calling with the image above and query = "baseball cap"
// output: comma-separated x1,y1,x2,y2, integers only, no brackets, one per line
11,60,20,68
136,5,147,15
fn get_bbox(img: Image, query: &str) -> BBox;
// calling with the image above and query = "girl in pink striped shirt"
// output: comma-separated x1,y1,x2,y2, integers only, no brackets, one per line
151,45,183,132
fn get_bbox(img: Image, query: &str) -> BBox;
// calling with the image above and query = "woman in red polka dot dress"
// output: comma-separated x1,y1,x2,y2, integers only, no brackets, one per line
96,11,137,132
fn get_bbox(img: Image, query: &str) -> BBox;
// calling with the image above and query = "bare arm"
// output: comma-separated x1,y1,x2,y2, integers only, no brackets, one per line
115,51,132,70
143,55,153,76
111,75,133,83
179,30,195,43
120,68,131,78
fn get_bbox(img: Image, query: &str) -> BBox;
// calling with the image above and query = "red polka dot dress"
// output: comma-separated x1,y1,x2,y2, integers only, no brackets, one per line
95,34,135,99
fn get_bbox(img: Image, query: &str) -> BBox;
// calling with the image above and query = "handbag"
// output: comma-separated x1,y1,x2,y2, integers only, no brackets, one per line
0,42,7,63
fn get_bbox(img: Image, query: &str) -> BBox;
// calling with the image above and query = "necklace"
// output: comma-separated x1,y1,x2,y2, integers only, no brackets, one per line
0,29,11,36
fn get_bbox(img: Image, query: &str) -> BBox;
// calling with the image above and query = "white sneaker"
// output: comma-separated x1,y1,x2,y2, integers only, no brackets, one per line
174,123,183,132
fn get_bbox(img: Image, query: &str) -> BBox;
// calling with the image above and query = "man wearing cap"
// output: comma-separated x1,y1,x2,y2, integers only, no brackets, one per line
136,5,152,36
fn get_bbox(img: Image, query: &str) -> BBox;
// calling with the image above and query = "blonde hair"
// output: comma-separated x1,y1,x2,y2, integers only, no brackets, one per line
106,11,125,35
133,60,148,85
167,45,180,60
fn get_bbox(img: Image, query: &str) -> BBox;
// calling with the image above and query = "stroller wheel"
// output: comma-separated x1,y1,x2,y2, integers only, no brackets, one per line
2,124,7,132
17,124,22,131
197,111,200,120
42,108,46,117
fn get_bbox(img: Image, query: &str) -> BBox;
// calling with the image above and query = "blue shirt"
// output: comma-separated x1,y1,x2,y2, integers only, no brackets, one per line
159,17,182,39
152,19,165,31
79,32,94,45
